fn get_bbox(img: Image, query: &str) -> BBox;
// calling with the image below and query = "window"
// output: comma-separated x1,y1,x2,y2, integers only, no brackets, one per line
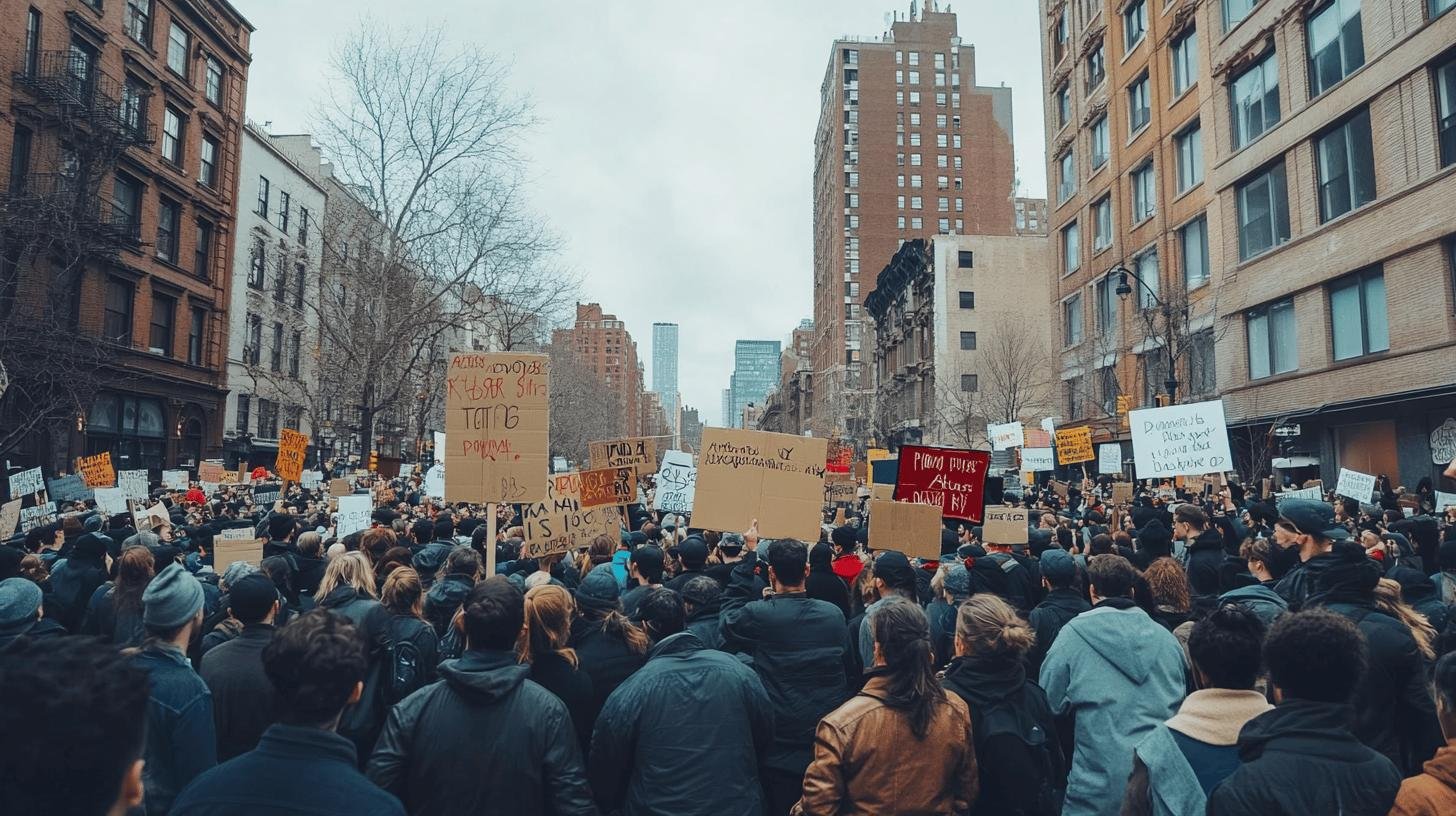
909,51,919,66
911,196,923,209
1058,151,1076,202
1067,376,1086,418
9,126,32,195
1172,28,1198,96
898,195,906,209
125,0,152,46
1095,275,1117,331
160,107,183,163
199,134,218,186
936,133,947,148
1224,0,1258,30
961,374,978,393
1237,161,1291,259
111,174,142,237
270,323,284,372
187,307,205,365
103,279,133,344
1086,43,1106,93
256,176,270,217
205,57,224,105
1316,107,1376,222
245,315,262,365
1435,0,1456,16
1231,52,1281,149
24,9,40,78
1091,116,1110,168
898,216,907,229
938,197,949,212
1063,221,1081,273
1180,216,1210,288
294,263,305,309
958,250,973,268
1307,0,1364,98
236,395,251,433
959,291,975,308
845,193,859,208
156,197,180,262
1438,55,1456,167
911,174,923,188
911,217,923,229
278,191,291,233
149,295,174,356
1247,298,1296,379
1054,7,1069,62
122,78,147,135
1097,366,1120,415
1142,353,1170,406
1064,294,1083,345
1187,330,1215,395
910,91,921,105
1176,122,1203,191
910,153,922,166
1057,84,1071,129
67,40,97,98
1131,161,1156,222
248,237,265,289
960,331,977,350
1093,195,1112,250
1124,0,1148,52
1134,248,1160,309
289,331,302,377
909,71,920,85
273,258,287,303
258,400,278,440
1128,73,1151,133
87,394,166,472
1329,268,1388,360
167,22,189,78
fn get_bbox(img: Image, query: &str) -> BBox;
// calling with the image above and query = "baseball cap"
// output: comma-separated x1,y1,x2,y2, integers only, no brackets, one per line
1039,548,1077,585
678,536,709,568
873,550,917,592
1276,499,1350,541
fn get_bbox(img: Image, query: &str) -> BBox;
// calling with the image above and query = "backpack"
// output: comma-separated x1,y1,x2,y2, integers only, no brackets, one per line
975,692,1066,816
384,616,428,703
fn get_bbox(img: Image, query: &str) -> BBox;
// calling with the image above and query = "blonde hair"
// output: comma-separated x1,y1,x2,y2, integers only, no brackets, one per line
1373,578,1435,660
517,585,578,669
381,567,425,619
317,551,377,600
955,594,1036,659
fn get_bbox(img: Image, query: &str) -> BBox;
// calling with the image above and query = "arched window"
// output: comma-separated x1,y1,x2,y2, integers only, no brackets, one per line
87,393,166,474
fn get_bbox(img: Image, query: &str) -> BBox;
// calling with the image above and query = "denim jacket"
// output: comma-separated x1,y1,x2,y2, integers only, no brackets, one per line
133,644,218,815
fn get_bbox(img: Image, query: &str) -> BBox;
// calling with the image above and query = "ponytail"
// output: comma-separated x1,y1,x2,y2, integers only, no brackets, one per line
870,598,946,739
955,595,1035,660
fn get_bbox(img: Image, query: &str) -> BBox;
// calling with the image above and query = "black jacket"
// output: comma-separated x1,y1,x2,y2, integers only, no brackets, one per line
528,651,596,759
684,597,724,650
804,569,851,620
1183,528,1227,597
198,624,277,762
1026,588,1090,678
317,586,391,759
366,649,594,816
384,613,438,701
719,557,854,775
569,616,647,718
1206,700,1401,816
1272,549,1344,609
423,574,473,636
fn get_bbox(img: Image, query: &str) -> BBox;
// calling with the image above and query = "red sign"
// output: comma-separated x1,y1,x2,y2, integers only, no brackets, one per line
892,444,991,522
826,438,852,474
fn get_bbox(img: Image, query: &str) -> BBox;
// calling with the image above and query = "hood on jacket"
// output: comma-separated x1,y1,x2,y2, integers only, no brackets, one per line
426,573,474,606
1421,742,1456,790
1188,528,1224,552
941,655,1025,708
832,553,864,583
1064,605,1167,685
1219,584,1289,626
1236,699,1368,763
438,649,530,702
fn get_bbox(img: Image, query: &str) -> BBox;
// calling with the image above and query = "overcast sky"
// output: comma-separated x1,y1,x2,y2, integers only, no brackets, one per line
235,0,1045,426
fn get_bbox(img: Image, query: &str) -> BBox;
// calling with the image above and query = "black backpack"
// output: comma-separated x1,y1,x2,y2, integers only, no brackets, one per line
973,691,1066,816
384,616,429,703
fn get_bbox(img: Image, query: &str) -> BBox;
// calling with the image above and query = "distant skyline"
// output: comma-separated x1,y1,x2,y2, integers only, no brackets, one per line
235,0,1046,426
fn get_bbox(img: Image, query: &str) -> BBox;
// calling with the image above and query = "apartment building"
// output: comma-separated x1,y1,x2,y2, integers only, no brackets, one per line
551,303,644,437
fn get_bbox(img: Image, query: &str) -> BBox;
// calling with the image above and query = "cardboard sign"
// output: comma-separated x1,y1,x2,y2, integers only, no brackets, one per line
521,472,620,559
653,450,697,515
983,506,1029,545
117,470,149,502
444,351,550,505
94,487,129,515
1111,482,1134,504
198,461,226,483
1050,480,1069,499
1435,491,1456,510
1335,468,1377,502
988,422,1025,451
20,502,57,532
867,448,892,463
893,444,990,523
1098,444,1122,475
9,467,44,498
1129,399,1234,478
301,470,323,489
47,474,93,504
692,428,828,540
135,503,171,531
826,481,858,504
213,532,264,570
78,452,115,488
0,499,21,536
329,478,354,498
335,495,373,538
161,469,190,490
589,437,657,472
867,499,943,559
870,483,895,502
275,429,309,482
1021,447,1055,472
579,466,636,509
1055,427,1095,465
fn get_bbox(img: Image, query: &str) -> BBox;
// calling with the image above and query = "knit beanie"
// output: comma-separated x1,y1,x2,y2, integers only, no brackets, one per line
142,562,205,629
0,577,43,637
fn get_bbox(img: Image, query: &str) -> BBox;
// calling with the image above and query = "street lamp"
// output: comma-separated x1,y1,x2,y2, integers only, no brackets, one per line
1107,264,1179,403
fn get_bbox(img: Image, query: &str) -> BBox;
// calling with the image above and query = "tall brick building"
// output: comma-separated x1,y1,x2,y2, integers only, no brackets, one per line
552,303,645,437
812,2,1018,442
1,0,251,475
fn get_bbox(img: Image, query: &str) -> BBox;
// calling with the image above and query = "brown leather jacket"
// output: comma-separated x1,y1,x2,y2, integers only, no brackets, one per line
794,674,978,815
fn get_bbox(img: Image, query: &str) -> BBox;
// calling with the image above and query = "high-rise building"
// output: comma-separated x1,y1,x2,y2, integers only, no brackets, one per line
551,303,644,437
727,340,782,429
679,406,704,453
1039,0,1456,487
813,2,1018,440
652,322,679,431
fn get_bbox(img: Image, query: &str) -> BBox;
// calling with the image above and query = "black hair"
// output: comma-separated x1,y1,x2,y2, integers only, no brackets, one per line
267,513,297,541
1173,504,1208,530
635,588,684,643
1055,527,1074,551
1434,652,1456,712
870,597,947,740
444,546,481,578
680,575,722,610
1088,534,1114,556
462,576,525,651
1086,554,1138,599
411,519,434,545
260,554,299,606
263,610,367,726
1188,603,1266,690
1264,609,1368,704
768,538,809,586
434,515,455,539
631,545,665,584
0,636,149,816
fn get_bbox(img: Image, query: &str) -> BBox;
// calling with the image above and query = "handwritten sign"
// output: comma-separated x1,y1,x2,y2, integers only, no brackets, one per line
826,438,853,474
983,506,1029,545
589,437,657,473
20,502,57,532
301,470,323,489
1129,399,1233,478
93,487,128,515
579,467,636,509
198,461,226,483
161,469,190,490
213,531,264,570
1055,427,1094,465
1020,447,1054,472
1279,483,1324,501
335,495,372,538
46,475,92,503
0,499,21,536
275,429,309,482
329,478,354,497
78,452,115,488
692,428,828,540
252,483,280,507
117,470,149,502
1098,444,1122,475
892,444,990,523
445,351,549,505
1111,482,1134,504
1335,468,1377,503
867,499,943,560
521,472,620,559
988,422,1025,451
826,481,858,504
9,467,44,498
653,450,697,514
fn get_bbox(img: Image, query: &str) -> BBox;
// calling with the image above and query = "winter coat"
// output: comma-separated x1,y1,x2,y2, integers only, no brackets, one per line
943,655,1065,816
1205,700,1401,816
1026,587,1090,679
46,554,107,631
198,624,277,762
133,644,218,815
1271,548,1344,608
683,597,724,650
804,568,851,620
1120,689,1272,816
1182,528,1228,598
528,650,596,758
569,615,647,716
1217,583,1287,628
171,724,403,816
366,649,595,816
423,574,473,636
80,583,146,646
720,557,854,775
590,631,774,816
1038,600,1186,816
383,613,438,699
316,586,392,758
1392,739,1456,816
794,673,980,816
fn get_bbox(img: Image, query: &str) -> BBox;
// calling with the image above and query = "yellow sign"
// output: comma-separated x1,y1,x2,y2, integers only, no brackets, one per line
1055,426,1095,465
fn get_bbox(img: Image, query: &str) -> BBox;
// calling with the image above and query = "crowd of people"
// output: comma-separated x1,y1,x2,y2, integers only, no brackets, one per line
2,460,1456,815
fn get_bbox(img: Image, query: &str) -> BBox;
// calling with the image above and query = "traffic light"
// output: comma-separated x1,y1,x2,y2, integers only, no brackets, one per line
1155,394,1173,407
368,450,379,472
1115,395,1130,416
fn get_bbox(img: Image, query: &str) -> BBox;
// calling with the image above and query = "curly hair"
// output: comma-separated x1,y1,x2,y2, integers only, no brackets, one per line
1264,609,1367,703
1142,557,1191,614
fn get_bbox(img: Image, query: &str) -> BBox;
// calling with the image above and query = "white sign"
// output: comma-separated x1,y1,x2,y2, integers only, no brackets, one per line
1279,485,1324,501
653,450,697,514
217,527,255,542
424,463,445,499
335,495,372,538
161,469,189,490
1040,417,1057,436
19,502,57,532
1129,399,1233,478
301,470,324,489
94,487,129,515
434,431,446,464
1020,447,1055,472
198,481,220,497
1098,444,1122,475
117,470,149,501
987,422,1025,451
1436,491,1456,510
1335,468,1377,503
9,467,44,498
1431,418,1456,465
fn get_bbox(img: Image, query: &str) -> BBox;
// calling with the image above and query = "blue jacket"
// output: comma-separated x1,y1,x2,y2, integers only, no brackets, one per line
1039,601,1186,816
1218,584,1288,628
133,644,218,815
172,724,403,815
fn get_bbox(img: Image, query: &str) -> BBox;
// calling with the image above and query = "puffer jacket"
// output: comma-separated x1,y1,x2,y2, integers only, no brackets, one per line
1217,584,1287,628
365,649,594,816
1392,739,1456,816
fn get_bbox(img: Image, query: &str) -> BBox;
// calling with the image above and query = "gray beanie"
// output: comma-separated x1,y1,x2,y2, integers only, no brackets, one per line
221,560,258,589
0,577,43,636
143,562,205,629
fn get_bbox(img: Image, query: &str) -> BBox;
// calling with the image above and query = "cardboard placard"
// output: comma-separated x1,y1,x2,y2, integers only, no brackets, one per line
335,495,372,538
275,429,309,482
94,487,129,515
0,499,21,536
521,472,620,559
1129,399,1234,478
252,483,281,507
1020,447,1055,472
983,506,1029,545
161,469,190,490
867,499,943,560
117,470,149,502
1098,444,1122,475
47,474,93,503
135,503,171,531
20,502,57,532
9,466,45,498
870,483,895,502
212,532,264,570
893,444,990,523
589,437,658,472
826,481,858,504
78,452,116,488
444,351,550,505
329,478,354,497
579,466,636,509
1054,427,1095,465
1050,480,1069,499
988,422,1025,451
866,448,892,462
853,461,868,482
198,461,226,483
692,427,828,540
1335,468,1377,502
653,450,697,515
1111,482,1134,504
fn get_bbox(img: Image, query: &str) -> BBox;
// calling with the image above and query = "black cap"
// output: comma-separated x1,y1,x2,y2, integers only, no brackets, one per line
228,573,279,623
630,544,664,574
1277,499,1350,541
873,550,916,592
678,536,709,568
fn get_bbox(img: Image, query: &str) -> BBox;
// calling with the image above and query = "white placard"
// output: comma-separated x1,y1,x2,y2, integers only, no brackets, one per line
1098,444,1122,475
94,487,129,515
987,422,1025,451
1278,485,1324,501
1020,447,1055,472
198,481,220,497
1040,417,1057,436
9,467,44,498
434,432,446,464
1435,491,1456,510
424,463,445,499
301,470,323,489
20,502,57,532
653,450,697,514
335,495,372,538
117,470,149,501
217,527,255,542
1335,468,1377,502
1129,399,1233,478
161,469,189,490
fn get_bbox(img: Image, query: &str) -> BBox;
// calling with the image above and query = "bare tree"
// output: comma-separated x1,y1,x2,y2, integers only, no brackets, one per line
977,315,1056,425
932,381,988,450
547,341,625,466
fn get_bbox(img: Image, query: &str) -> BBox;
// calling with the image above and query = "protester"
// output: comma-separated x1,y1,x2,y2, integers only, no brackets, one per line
519,584,596,756
569,563,649,717
1391,651,1456,815
619,544,665,617
424,546,479,636
0,574,64,650
803,541,851,618
662,536,709,593
1270,499,1347,607
315,551,392,758
679,574,724,649
856,549,918,669
199,573,280,761
1142,557,1193,631
81,545,155,646
1026,547,1088,677
1174,504,1226,599
379,567,438,701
